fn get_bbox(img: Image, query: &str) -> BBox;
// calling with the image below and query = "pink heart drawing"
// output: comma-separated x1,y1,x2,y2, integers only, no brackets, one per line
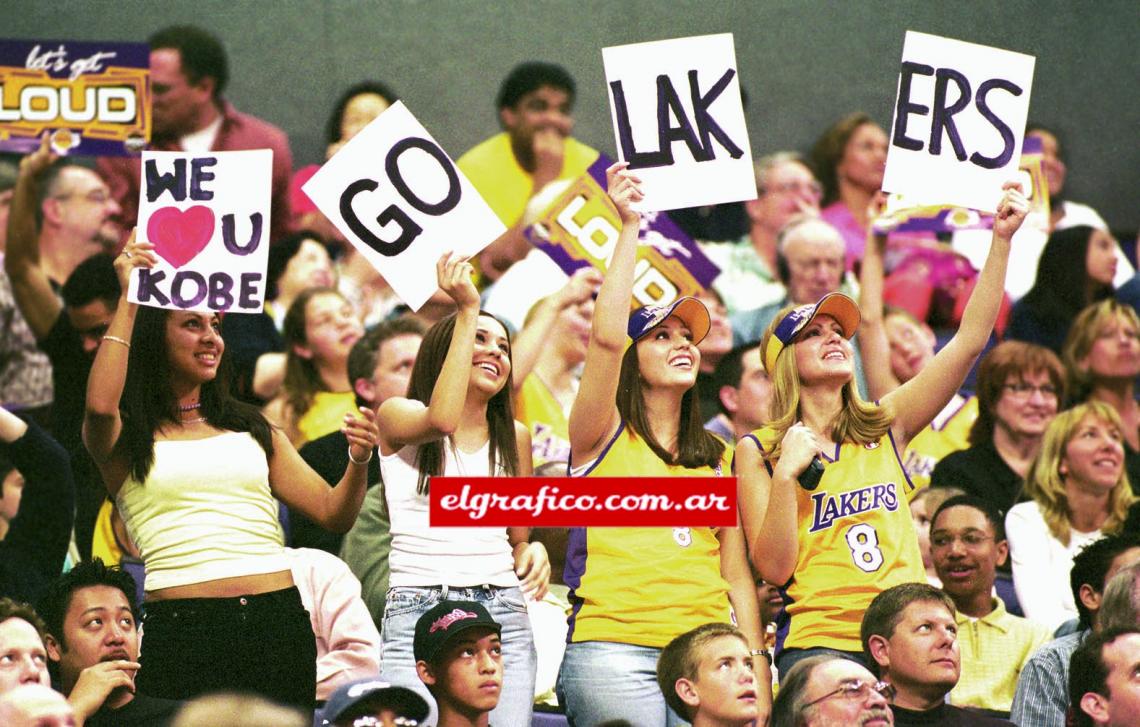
147,205,216,269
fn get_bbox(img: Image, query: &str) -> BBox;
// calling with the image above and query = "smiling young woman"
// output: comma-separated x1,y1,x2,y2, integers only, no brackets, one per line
737,182,1028,675
557,163,767,727
371,252,547,727
83,231,380,710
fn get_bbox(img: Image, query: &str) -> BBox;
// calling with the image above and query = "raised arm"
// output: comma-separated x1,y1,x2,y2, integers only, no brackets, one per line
3,135,62,340
82,232,156,480
477,129,566,281
0,409,74,587
567,163,642,464
510,266,602,395
375,252,481,453
717,523,772,722
269,406,380,533
856,194,902,400
884,183,1027,446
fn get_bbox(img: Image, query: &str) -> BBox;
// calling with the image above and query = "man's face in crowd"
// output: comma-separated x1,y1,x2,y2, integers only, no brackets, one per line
747,160,821,237
730,347,773,434
875,600,959,697
500,85,574,157
364,333,423,408
685,635,759,726
150,48,212,138
783,221,845,305
66,298,117,358
0,617,50,693
48,168,121,251
931,505,1007,603
45,585,138,690
802,659,892,727
1084,633,1140,727
426,628,502,716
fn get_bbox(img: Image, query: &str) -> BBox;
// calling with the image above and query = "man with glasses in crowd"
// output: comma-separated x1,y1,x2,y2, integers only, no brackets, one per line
700,152,823,318
929,495,1050,714
861,583,1014,725
771,654,894,727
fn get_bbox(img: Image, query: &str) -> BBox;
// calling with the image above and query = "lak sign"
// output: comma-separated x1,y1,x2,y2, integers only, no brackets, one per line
603,33,756,213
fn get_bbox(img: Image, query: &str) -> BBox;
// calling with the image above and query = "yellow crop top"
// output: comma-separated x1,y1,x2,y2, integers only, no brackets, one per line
115,431,288,592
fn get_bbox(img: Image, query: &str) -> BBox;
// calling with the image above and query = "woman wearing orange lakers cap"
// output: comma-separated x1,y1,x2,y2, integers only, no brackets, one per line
738,182,1029,676
558,162,766,727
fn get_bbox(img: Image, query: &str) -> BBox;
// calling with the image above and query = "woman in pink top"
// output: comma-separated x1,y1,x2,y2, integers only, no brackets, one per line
811,112,889,270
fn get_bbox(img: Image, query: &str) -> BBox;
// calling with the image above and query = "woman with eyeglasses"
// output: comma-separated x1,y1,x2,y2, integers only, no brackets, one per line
1006,401,1138,632
1062,299,1140,492
738,183,1028,675
930,341,1065,517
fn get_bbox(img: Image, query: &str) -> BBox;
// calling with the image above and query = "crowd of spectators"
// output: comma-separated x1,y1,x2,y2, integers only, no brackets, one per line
2,22,1138,727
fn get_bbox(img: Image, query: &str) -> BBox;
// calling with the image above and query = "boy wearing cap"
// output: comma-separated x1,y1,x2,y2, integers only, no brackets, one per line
414,600,503,727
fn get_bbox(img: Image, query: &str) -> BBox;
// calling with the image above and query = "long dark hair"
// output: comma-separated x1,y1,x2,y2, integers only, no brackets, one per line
407,311,519,494
120,305,274,483
1019,226,1113,324
616,344,725,469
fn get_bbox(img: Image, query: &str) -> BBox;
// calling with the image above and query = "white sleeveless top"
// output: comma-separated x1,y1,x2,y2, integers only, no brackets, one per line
116,432,288,591
381,439,517,588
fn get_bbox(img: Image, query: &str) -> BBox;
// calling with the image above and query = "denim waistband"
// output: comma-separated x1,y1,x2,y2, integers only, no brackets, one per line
391,584,513,599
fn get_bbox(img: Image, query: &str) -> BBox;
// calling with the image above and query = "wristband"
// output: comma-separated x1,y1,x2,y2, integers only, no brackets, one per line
348,445,373,465
749,648,772,663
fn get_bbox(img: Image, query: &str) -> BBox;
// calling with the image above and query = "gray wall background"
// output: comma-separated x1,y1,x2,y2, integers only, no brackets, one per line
9,0,1138,233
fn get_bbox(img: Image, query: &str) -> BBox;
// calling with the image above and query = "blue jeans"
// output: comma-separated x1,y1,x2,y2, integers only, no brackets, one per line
558,641,688,727
380,585,535,726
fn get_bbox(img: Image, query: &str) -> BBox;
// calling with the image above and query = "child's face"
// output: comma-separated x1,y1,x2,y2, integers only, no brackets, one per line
436,628,502,715
690,635,759,726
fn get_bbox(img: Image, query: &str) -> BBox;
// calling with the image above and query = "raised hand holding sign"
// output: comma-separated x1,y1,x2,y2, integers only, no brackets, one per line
882,31,1035,213
129,149,271,312
603,33,755,213
303,101,505,311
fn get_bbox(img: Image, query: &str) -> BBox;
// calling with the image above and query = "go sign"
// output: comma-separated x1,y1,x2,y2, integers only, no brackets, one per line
304,101,505,311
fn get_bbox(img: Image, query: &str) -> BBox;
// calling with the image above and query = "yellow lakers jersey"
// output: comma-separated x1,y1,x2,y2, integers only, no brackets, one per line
566,423,734,648
516,374,573,477
747,426,926,653
902,394,978,491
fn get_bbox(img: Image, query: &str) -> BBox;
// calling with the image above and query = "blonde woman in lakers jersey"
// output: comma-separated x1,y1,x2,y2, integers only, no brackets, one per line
738,183,1028,676
557,163,768,727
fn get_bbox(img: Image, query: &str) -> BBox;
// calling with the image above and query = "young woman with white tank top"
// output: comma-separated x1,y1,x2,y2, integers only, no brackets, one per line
375,253,549,727
83,232,380,710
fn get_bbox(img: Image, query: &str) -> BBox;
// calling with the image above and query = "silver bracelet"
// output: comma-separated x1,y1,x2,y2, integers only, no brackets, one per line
347,445,373,465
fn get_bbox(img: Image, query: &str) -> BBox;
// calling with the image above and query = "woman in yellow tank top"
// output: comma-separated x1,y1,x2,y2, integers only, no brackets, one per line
558,164,768,727
83,231,380,710
264,286,364,447
737,184,1028,675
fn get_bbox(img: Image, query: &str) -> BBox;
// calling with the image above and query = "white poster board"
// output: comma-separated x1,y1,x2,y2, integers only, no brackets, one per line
883,30,1035,213
303,101,506,311
130,149,271,312
603,33,756,213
